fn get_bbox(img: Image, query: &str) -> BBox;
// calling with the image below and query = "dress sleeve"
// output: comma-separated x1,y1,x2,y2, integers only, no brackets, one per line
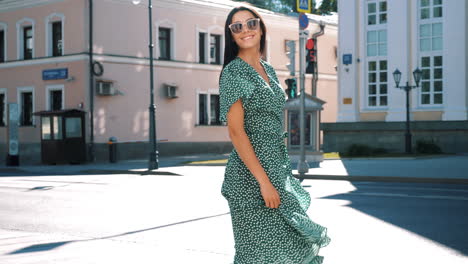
219,68,255,122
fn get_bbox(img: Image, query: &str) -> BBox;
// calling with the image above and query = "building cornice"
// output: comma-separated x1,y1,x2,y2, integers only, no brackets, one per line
0,0,67,13
0,53,88,69
0,53,337,81
107,0,337,29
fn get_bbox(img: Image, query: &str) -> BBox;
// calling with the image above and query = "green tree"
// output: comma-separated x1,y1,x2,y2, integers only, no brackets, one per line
317,0,337,15
232,0,318,15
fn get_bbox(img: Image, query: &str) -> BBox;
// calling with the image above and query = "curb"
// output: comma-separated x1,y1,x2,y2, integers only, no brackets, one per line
293,174,468,185
79,169,183,176
2,167,467,185
0,168,26,174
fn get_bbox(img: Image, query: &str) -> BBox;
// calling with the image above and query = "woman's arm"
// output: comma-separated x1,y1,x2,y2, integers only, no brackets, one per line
226,99,281,209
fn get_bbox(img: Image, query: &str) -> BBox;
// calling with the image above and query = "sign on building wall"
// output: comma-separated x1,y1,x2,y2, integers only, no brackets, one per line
343,54,352,65
42,68,68,80
343,98,353,105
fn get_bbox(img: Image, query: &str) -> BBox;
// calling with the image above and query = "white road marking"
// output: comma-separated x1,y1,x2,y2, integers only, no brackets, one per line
353,184,468,193
345,192,468,201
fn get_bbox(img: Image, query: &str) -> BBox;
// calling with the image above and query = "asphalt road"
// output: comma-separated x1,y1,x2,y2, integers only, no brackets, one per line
0,166,467,264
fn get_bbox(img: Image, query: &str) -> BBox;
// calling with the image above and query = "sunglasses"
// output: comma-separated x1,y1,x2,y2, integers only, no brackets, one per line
228,18,260,34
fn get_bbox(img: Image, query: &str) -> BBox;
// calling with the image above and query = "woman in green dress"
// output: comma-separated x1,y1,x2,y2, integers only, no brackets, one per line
219,6,331,264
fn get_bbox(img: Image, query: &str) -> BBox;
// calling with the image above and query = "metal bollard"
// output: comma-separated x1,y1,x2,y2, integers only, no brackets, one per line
108,137,117,163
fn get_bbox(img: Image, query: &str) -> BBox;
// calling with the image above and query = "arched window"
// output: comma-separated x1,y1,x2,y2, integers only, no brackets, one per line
155,19,176,60
16,18,35,60
45,13,65,57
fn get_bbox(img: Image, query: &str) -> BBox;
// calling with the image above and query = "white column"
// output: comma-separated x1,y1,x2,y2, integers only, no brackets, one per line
442,0,467,120
386,0,412,121
337,0,359,122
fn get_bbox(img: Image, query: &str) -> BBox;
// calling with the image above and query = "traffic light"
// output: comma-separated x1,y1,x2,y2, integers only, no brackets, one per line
285,78,297,99
285,40,296,76
306,38,316,74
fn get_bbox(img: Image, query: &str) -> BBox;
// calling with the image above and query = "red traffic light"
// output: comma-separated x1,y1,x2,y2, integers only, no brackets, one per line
306,38,315,50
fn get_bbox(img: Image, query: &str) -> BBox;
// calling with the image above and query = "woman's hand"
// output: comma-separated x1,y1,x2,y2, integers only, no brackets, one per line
260,182,281,209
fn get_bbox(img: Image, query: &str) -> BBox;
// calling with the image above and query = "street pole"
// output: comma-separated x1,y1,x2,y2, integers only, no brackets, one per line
298,29,309,178
88,0,95,162
147,0,159,170
392,68,421,154
405,82,412,154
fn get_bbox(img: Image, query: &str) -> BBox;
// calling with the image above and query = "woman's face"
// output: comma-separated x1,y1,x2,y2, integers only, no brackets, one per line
230,10,262,51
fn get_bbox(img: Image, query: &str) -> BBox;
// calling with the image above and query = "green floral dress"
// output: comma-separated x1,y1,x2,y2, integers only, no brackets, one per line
219,57,331,264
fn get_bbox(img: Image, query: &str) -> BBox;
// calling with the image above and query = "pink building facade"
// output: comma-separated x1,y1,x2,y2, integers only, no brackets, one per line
0,0,337,165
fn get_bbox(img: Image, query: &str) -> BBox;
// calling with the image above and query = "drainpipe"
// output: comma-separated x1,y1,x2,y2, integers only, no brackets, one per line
88,0,95,162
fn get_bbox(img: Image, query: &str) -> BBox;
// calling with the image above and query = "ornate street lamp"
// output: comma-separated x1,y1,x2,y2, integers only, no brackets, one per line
132,0,159,170
392,67,422,154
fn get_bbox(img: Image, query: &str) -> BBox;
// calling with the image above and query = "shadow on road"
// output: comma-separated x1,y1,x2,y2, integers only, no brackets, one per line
321,182,468,256
7,212,230,255
0,169,183,177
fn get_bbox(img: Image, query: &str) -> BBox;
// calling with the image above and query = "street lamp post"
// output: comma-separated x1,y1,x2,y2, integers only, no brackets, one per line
392,67,422,154
132,0,159,170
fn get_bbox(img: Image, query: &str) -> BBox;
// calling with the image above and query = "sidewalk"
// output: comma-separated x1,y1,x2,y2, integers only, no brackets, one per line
298,155,468,184
0,153,230,175
1,153,467,184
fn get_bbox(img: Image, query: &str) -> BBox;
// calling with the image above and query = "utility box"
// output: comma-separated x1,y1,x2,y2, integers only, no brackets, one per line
283,94,326,166
33,109,86,164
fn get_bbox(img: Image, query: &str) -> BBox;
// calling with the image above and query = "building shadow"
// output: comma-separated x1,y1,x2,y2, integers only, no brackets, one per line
8,212,230,255
320,181,468,256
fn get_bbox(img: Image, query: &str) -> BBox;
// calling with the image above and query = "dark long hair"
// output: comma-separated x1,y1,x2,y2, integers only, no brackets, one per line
222,6,267,71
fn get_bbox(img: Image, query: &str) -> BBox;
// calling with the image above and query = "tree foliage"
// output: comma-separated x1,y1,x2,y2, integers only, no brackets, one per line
317,0,337,15
231,0,338,15
232,0,318,15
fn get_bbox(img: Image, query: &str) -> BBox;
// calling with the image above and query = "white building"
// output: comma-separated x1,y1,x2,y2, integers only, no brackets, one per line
323,0,468,154
337,0,467,122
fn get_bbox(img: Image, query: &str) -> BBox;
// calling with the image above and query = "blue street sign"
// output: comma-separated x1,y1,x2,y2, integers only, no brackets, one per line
343,54,352,65
299,13,309,29
297,0,312,13
42,68,68,80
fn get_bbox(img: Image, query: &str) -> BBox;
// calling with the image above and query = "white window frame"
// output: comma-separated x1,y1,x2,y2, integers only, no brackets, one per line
46,84,65,110
418,0,443,53
419,22,443,52
196,27,208,64
366,29,387,57
17,86,35,126
365,0,388,110
418,55,443,106
155,19,176,60
16,18,35,60
419,0,443,20
197,91,208,125
208,34,221,65
417,0,444,107
196,89,220,126
45,13,65,57
366,59,388,108
366,0,387,26
366,1,387,57
0,22,7,62
207,25,224,65
0,88,7,126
